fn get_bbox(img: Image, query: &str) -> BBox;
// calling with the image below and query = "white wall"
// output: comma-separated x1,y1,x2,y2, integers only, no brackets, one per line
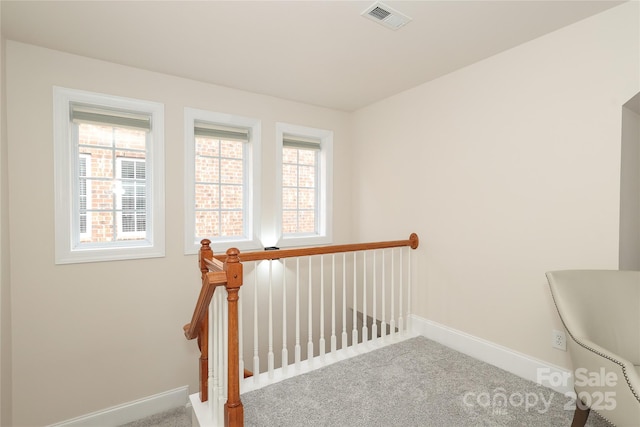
4,41,352,426
351,2,639,369
1,30,14,427
4,3,639,425
619,94,640,270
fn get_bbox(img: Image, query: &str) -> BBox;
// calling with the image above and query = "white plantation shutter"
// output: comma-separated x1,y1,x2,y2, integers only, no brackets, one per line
78,155,89,235
117,158,147,235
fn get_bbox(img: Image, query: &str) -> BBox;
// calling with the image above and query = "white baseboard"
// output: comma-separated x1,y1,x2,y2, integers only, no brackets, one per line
409,314,573,394
47,386,189,427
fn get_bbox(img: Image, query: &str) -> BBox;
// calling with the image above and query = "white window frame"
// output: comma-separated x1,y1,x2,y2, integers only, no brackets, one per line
276,122,333,248
53,86,165,264
184,108,261,254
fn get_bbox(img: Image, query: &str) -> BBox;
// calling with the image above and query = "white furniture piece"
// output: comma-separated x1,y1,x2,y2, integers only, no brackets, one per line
546,270,640,427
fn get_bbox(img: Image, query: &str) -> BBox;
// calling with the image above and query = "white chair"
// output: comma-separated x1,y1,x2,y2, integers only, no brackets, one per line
546,270,640,426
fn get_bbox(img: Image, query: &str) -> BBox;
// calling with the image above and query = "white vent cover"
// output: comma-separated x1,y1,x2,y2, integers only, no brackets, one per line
361,1,412,30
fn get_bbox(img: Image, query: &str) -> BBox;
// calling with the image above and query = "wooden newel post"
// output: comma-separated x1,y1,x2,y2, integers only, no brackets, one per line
224,248,244,427
199,239,213,403
198,315,209,402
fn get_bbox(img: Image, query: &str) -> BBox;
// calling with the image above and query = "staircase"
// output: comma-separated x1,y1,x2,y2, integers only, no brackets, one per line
184,234,419,427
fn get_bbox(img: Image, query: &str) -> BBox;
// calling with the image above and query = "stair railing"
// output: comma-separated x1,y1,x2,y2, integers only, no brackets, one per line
185,233,419,427
184,241,244,426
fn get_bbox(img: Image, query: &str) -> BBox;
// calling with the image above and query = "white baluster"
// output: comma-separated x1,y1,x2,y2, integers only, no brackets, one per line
352,252,358,346
390,248,396,338
381,250,387,340
398,248,404,335
295,258,301,370
211,289,222,425
268,261,274,379
362,251,368,344
253,262,259,385
209,291,216,415
319,255,326,360
238,285,244,389
331,254,337,355
282,259,288,376
307,257,313,365
372,250,377,341
342,253,348,350
407,247,412,333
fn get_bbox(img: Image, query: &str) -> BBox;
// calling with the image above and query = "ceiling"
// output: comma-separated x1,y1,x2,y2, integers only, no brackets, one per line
0,0,626,111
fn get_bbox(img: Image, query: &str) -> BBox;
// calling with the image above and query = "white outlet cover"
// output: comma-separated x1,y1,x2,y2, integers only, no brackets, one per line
552,329,567,351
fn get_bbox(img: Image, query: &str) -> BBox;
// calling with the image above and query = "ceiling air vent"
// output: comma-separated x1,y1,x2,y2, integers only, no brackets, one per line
362,1,412,30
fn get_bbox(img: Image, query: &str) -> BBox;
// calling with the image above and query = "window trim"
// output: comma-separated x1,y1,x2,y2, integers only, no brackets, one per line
53,86,165,264
184,108,262,254
275,122,333,248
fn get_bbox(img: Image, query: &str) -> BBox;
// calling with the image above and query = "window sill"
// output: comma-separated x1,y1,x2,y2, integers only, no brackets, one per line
55,246,165,264
276,234,332,249
185,237,263,256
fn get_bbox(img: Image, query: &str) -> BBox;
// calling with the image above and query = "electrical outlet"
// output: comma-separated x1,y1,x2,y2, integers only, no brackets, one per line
552,329,567,351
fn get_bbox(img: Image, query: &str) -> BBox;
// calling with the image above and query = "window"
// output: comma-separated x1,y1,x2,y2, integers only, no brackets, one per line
185,108,261,254
276,123,333,247
282,137,319,234
53,87,165,264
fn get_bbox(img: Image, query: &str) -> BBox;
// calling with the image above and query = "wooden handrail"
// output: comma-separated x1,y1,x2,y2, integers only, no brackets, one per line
183,238,228,340
182,271,227,340
213,233,419,263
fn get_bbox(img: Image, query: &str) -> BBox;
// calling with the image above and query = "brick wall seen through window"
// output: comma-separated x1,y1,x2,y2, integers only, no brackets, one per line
78,123,146,243
194,136,244,238
282,147,318,234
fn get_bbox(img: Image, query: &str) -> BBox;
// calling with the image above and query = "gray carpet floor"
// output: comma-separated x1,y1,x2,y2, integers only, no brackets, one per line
241,336,610,427
123,336,611,426
120,406,191,427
